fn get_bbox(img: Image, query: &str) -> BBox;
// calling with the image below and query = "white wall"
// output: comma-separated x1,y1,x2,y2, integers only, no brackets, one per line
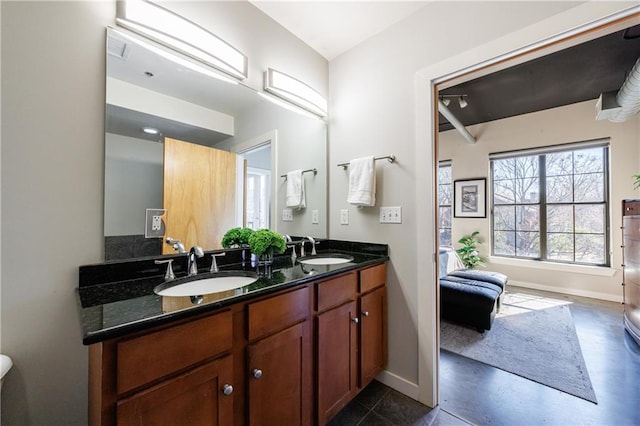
328,0,637,405
439,100,640,301
104,133,163,236
0,1,327,424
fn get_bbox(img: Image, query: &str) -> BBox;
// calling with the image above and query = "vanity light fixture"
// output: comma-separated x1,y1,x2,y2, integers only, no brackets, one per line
264,68,328,118
116,0,248,80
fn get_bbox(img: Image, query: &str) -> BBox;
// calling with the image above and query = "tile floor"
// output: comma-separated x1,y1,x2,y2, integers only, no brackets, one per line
327,379,470,426
330,286,640,426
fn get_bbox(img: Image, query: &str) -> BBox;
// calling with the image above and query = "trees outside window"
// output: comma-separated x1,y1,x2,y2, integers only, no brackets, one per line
491,142,609,266
438,162,452,247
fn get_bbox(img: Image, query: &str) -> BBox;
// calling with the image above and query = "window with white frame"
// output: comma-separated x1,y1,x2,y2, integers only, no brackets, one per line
438,161,453,247
490,140,610,266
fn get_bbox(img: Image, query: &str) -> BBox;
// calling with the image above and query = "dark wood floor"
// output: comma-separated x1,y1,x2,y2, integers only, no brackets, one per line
331,286,640,425
440,286,640,425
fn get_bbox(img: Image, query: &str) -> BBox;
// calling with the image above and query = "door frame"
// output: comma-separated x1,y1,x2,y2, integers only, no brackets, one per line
231,130,278,232
416,4,640,407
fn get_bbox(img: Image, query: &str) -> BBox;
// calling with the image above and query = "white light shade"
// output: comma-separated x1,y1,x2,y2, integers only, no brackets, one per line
264,68,327,118
458,96,468,108
117,0,248,80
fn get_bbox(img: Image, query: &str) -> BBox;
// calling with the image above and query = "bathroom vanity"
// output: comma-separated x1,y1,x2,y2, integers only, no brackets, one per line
77,240,388,425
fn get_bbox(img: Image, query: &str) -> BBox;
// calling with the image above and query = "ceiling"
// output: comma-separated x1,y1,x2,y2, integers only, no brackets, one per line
250,1,430,60
438,24,640,132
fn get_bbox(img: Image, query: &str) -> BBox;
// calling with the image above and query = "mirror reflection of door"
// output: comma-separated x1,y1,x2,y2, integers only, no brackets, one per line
163,138,237,254
239,143,271,230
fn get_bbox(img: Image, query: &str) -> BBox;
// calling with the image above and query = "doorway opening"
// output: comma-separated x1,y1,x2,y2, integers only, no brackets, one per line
236,139,273,230
432,6,640,416
242,143,272,230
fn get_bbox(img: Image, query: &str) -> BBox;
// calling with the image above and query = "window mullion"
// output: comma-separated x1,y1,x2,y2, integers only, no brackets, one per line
539,155,546,261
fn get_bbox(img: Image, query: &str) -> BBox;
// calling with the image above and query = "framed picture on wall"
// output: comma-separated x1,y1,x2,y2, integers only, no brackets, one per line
454,178,486,218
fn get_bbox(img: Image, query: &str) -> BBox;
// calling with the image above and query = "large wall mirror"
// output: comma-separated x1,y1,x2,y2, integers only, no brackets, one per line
104,27,327,261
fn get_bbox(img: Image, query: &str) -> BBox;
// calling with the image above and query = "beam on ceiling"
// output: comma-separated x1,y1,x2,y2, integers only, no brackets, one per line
438,100,476,144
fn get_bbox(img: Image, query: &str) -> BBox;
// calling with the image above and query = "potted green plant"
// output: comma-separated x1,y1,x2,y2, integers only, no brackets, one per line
633,174,640,190
221,227,254,248
456,231,485,269
248,229,286,267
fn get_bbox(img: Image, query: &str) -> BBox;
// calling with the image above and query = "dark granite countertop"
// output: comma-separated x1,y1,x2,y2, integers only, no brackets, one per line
77,240,388,345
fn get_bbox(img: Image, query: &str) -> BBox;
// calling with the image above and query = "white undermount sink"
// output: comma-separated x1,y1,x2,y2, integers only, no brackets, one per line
297,254,354,265
155,273,257,297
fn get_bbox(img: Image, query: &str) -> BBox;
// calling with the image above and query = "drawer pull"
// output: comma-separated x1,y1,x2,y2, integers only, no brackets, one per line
252,369,263,379
362,311,369,317
352,317,359,324
222,384,234,396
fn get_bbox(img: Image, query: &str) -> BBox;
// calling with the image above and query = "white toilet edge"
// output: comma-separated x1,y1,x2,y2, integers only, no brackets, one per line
0,354,12,379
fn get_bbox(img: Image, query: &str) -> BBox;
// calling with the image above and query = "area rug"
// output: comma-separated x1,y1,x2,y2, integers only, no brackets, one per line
440,296,597,404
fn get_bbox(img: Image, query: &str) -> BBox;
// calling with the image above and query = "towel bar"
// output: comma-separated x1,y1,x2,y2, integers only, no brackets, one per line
281,168,317,179
337,155,395,169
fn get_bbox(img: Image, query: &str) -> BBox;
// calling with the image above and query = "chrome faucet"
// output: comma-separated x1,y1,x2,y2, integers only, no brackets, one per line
166,237,186,254
285,235,297,261
187,246,204,276
210,252,226,273
300,236,317,257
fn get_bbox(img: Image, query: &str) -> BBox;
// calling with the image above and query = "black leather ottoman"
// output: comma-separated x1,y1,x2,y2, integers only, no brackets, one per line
448,269,508,311
440,270,508,332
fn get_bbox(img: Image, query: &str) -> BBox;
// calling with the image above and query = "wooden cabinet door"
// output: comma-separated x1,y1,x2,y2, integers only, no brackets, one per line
359,286,387,387
317,301,358,425
116,355,233,426
247,321,311,426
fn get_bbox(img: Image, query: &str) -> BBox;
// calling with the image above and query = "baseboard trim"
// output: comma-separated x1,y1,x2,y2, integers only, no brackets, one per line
375,370,419,400
508,280,622,303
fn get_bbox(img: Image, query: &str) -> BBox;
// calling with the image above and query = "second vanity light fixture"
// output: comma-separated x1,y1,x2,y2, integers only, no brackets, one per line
264,68,328,118
116,0,248,80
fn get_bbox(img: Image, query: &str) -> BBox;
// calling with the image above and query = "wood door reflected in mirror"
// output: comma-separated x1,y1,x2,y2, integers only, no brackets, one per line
163,138,237,254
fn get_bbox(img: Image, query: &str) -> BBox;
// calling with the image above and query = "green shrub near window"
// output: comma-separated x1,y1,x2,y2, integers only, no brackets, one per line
457,231,484,269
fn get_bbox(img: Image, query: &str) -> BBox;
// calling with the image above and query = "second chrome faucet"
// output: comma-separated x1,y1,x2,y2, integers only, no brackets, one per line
187,246,204,276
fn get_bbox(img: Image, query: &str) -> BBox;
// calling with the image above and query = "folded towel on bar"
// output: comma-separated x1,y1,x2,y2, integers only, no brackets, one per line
286,170,306,209
347,156,376,206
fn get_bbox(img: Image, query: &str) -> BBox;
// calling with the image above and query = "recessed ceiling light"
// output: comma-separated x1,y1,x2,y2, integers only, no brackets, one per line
143,127,159,135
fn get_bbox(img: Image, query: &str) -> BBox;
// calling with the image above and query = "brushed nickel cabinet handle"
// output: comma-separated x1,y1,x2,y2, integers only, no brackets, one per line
222,384,234,396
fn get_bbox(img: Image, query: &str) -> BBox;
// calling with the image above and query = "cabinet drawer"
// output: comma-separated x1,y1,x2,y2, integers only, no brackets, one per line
359,263,386,293
317,272,357,313
623,201,640,216
247,286,310,341
117,310,232,395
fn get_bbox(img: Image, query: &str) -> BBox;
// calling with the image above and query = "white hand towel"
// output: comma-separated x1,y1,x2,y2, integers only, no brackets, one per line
286,170,306,209
347,156,376,206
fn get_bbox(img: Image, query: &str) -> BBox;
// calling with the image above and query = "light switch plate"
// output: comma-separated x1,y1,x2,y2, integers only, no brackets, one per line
282,208,293,222
312,209,319,224
380,206,402,223
340,209,349,225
